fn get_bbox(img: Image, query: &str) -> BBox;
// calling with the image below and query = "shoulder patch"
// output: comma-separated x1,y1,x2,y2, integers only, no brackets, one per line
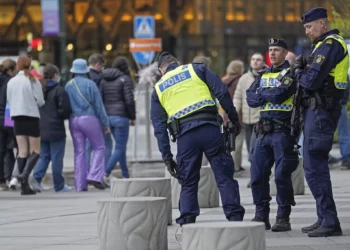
282,77,293,86
326,39,333,45
314,54,326,64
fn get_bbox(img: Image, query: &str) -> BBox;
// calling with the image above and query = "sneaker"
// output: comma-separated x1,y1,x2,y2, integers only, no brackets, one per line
301,221,321,233
32,180,51,192
308,225,342,237
56,185,72,192
103,174,117,188
88,180,106,190
252,216,271,230
271,216,291,232
9,177,18,190
340,160,350,170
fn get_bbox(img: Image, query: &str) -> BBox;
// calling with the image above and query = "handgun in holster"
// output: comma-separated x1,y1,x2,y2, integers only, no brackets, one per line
168,119,179,143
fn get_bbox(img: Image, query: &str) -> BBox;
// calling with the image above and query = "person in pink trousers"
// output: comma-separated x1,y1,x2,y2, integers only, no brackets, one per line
65,59,110,191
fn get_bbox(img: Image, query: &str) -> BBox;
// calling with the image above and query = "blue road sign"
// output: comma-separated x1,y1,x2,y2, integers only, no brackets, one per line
133,16,156,65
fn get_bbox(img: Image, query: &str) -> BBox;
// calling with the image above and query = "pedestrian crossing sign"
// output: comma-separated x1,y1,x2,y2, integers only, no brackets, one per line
134,16,155,39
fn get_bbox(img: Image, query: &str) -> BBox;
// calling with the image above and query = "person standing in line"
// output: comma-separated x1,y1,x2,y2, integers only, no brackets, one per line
292,8,348,237
0,59,17,191
233,53,265,186
32,64,73,192
86,53,112,173
65,59,109,192
100,57,136,184
7,56,45,195
221,60,245,172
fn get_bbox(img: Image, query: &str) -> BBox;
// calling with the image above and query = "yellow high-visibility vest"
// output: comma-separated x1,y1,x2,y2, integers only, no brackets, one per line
260,71,294,112
154,64,215,122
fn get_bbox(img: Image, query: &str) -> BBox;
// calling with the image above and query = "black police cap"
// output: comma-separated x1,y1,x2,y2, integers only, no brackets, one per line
269,38,288,50
158,52,175,68
300,7,327,24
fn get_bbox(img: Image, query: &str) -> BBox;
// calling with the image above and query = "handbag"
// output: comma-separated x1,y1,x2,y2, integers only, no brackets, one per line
4,102,14,127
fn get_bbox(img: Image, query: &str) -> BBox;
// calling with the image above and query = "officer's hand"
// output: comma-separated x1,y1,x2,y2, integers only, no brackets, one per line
291,55,306,73
230,121,241,137
164,158,179,179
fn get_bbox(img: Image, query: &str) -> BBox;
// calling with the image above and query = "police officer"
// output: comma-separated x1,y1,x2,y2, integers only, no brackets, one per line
150,52,245,225
246,38,299,232
291,7,349,237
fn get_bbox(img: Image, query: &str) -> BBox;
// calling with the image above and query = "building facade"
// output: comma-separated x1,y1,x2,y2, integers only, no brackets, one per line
0,0,334,74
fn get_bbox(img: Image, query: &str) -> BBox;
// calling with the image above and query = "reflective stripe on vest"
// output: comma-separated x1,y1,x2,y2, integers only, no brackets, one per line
315,34,349,90
259,71,294,112
154,64,215,122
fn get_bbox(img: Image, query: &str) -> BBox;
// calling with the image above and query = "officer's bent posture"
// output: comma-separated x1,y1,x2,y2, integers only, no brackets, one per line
150,52,245,225
246,38,299,232
292,8,349,237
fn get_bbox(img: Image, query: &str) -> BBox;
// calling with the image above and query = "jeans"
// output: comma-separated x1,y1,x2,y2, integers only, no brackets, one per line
33,139,66,192
86,133,112,172
337,105,350,161
0,128,16,183
105,116,130,178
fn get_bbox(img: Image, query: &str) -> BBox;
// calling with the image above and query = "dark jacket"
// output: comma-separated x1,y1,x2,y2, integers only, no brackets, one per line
100,68,136,120
222,74,242,98
0,74,11,128
89,69,102,87
39,80,72,142
150,63,239,160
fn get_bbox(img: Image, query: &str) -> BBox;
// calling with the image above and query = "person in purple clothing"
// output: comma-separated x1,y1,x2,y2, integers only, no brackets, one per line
65,59,110,192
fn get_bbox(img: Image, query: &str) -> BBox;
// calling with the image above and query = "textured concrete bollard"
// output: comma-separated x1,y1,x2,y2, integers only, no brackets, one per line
110,178,172,225
166,165,219,209
97,197,168,250
270,159,305,196
182,222,266,250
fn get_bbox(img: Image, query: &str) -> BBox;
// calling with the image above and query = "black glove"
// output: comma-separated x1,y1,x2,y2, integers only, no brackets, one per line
164,158,179,179
291,55,307,74
229,121,241,137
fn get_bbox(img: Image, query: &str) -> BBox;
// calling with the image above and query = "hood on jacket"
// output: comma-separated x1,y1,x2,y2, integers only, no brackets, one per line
41,80,58,100
101,68,125,81
137,62,161,87
0,74,11,87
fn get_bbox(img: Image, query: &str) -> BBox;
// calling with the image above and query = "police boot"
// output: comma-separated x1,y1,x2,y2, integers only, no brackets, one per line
308,225,342,237
301,221,321,233
18,152,39,195
271,216,291,232
251,216,271,230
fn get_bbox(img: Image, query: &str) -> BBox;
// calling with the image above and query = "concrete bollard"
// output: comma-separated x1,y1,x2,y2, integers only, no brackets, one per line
182,221,266,250
110,178,172,225
166,165,219,209
97,197,168,250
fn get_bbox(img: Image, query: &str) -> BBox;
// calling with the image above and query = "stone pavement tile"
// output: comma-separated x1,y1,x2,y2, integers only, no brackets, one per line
0,245,41,250
0,236,87,245
328,236,350,244
266,237,336,247
306,244,350,250
265,231,291,238
267,246,313,250
37,245,97,250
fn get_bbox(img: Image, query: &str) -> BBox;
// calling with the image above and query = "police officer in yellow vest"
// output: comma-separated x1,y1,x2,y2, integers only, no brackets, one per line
246,38,299,232
151,52,245,225
291,7,349,237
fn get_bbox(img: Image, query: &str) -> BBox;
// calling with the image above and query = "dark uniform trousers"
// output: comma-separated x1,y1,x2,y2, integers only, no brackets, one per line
251,131,298,219
303,107,341,228
175,123,245,225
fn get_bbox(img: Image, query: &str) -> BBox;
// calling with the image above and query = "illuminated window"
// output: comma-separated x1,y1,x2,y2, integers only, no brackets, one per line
0,6,16,25
27,6,42,23
75,2,89,23
226,0,247,22
265,0,274,22
134,0,154,10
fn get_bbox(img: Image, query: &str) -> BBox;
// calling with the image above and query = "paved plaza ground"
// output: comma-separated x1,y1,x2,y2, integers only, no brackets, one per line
1,161,350,250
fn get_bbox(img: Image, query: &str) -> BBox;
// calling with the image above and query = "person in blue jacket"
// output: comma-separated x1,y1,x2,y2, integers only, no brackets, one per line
150,52,245,225
246,38,299,232
291,7,349,237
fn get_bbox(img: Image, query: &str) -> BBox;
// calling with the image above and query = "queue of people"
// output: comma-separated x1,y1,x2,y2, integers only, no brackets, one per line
0,53,136,194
